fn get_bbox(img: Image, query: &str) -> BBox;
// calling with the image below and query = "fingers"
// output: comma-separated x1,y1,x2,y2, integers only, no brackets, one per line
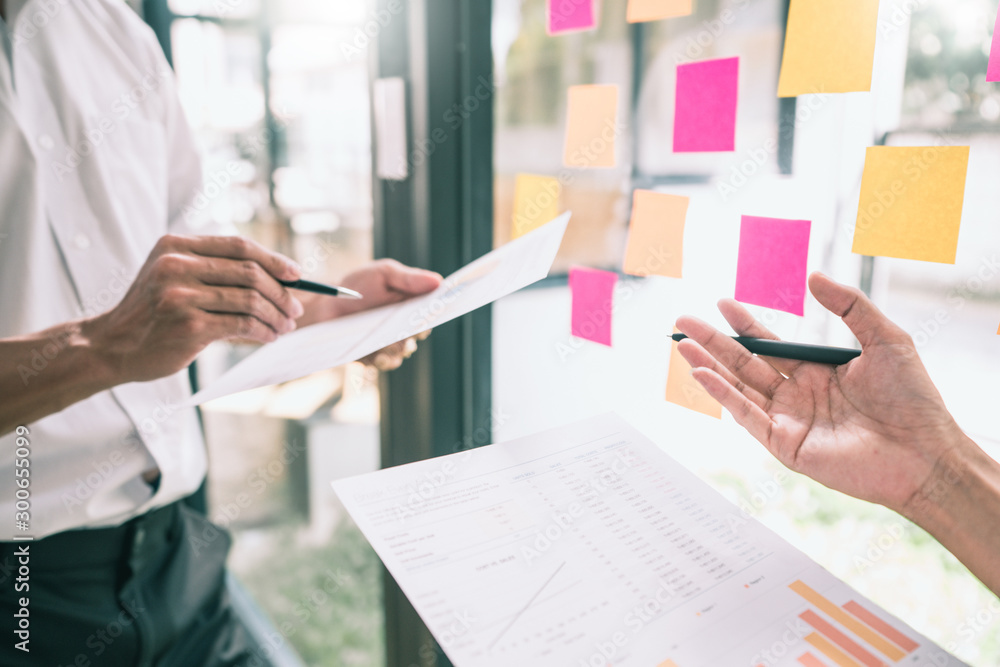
363,336,422,371
193,286,297,335
175,234,302,282
808,272,908,348
675,315,786,398
676,338,771,412
204,313,281,344
716,299,803,376
690,367,774,448
192,255,304,320
380,259,444,296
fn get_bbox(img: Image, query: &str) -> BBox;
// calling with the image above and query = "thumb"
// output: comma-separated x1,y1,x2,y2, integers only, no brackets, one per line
808,272,908,348
385,263,443,296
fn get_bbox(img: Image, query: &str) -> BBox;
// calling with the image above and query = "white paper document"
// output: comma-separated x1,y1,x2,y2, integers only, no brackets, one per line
333,413,965,667
187,212,570,405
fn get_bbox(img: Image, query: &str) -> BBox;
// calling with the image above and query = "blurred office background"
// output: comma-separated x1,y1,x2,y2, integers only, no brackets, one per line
134,0,999,664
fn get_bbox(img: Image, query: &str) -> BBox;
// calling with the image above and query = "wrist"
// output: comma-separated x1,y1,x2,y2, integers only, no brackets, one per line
901,432,998,528
78,315,126,389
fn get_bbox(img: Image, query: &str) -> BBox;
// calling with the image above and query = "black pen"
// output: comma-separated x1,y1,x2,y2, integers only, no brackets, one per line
671,334,861,365
279,279,363,299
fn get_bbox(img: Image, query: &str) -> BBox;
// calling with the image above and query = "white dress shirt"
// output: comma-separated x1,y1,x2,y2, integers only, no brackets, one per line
0,0,228,540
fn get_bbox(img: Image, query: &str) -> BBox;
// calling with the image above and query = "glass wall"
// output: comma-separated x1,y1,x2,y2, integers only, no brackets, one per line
491,0,1000,664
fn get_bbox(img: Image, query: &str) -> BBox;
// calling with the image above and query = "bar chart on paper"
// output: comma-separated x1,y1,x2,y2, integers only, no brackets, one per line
332,414,967,667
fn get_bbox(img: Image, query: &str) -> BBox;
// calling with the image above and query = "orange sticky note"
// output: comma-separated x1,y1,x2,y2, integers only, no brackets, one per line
563,85,619,169
623,190,687,278
853,145,969,264
627,0,692,22
512,174,561,239
665,331,722,419
777,0,880,97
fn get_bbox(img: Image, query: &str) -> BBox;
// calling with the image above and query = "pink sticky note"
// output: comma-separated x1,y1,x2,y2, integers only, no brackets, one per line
673,57,739,153
548,0,596,35
570,266,617,346
989,9,1000,82
734,216,811,316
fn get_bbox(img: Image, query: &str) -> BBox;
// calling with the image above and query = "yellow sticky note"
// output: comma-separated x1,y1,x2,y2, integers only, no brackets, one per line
777,0,880,97
563,85,618,168
852,146,969,264
627,0,692,22
665,332,721,419
623,190,687,278
512,174,561,239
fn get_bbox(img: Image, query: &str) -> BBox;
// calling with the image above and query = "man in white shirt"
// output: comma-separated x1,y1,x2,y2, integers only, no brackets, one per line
0,0,439,664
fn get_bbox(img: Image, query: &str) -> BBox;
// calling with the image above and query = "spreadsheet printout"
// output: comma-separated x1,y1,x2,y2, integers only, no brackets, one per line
333,413,965,667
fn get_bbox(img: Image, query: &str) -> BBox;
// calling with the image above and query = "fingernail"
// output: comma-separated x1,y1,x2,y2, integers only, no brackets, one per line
285,319,297,333
291,297,304,318
285,260,302,280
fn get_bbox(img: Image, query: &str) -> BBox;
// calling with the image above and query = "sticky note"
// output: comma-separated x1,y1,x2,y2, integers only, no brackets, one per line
564,85,619,168
666,330,722,419
627,0,692,23
852,146,969,264
777,0,880,97
570,267,617,346
988,8,1000,82
623,190,687,278
548,0,596,35
512,174,561,239
673,57,739,153
735,216,811,316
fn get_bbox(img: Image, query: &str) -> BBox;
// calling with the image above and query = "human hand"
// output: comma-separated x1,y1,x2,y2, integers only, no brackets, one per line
675,272,965,515
86,235,304,384
297,258,442,371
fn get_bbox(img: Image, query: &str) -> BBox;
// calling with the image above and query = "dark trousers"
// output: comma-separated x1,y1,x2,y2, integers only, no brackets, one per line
0,499,266,666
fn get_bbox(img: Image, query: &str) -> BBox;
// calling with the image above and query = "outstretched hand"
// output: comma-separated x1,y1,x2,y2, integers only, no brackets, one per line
675,272,964,515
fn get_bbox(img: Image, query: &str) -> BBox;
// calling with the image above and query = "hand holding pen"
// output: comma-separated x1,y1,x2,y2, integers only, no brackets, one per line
673,272,962,516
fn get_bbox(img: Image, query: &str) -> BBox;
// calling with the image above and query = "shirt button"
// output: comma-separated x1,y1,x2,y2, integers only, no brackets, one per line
37,134,54,150
134,526,146,549
73,233,90,250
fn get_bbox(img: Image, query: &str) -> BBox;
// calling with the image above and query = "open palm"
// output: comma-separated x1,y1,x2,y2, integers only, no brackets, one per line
676,272,963,514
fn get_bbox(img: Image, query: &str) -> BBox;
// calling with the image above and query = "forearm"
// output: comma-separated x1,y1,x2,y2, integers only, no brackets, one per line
0,319,117,436
903,435,1000,597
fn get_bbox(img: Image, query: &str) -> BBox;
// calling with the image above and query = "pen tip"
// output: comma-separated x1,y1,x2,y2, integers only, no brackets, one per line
341,288,364,300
